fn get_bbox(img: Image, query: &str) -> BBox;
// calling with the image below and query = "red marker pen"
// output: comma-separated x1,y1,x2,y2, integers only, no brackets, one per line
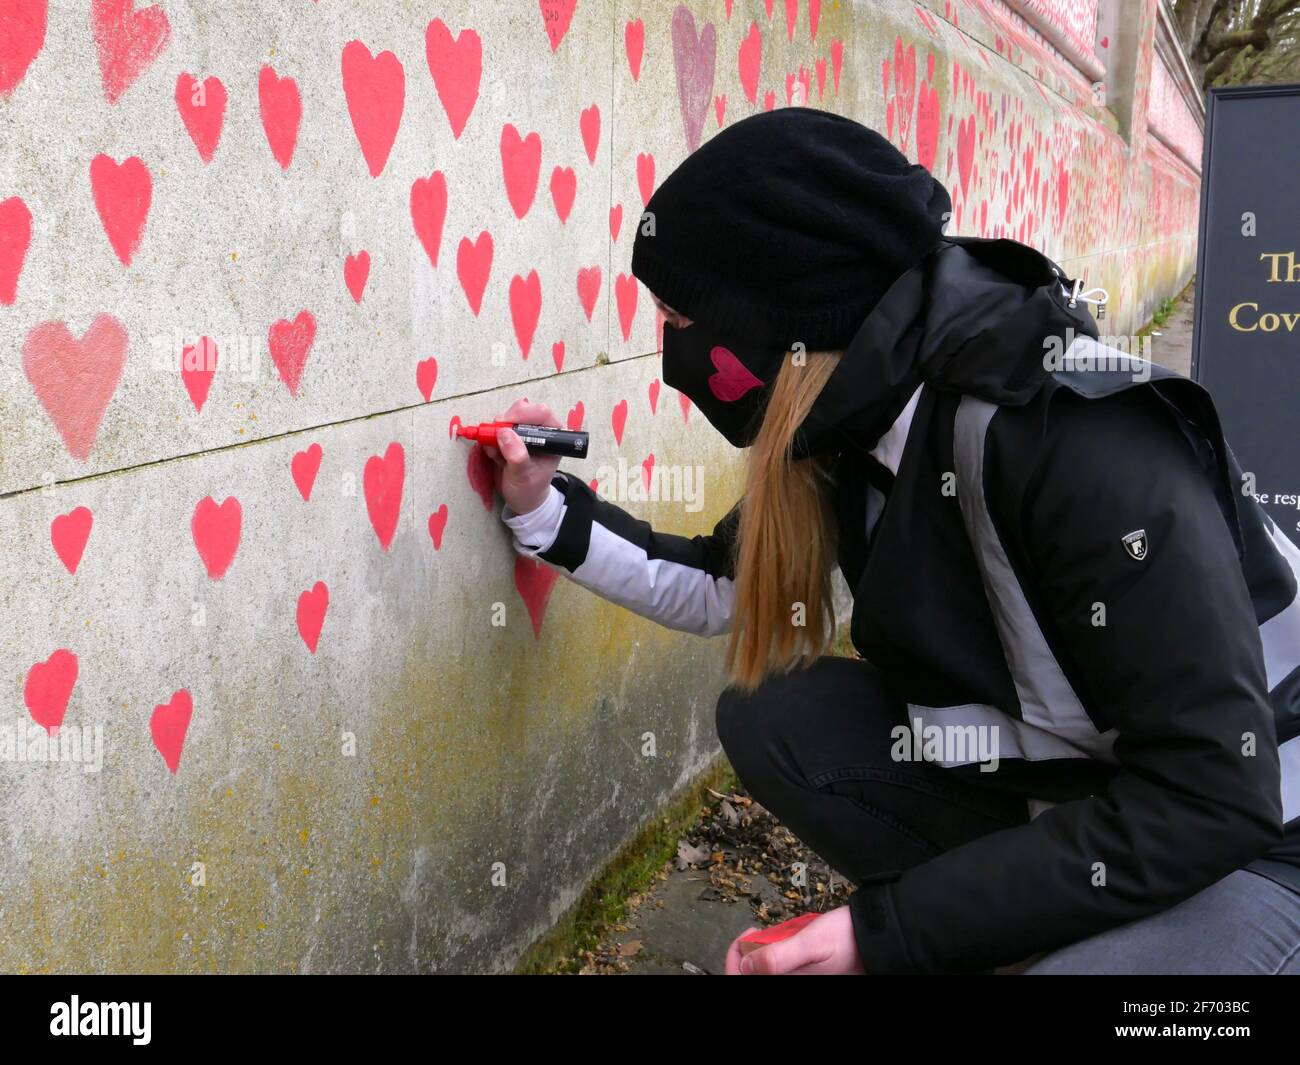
454,421,589,459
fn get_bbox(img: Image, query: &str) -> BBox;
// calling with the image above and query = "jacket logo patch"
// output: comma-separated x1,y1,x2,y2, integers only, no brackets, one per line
1121,529,1148,561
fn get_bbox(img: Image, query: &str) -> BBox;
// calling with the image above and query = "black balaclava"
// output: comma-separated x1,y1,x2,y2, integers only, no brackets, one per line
631,107,951,452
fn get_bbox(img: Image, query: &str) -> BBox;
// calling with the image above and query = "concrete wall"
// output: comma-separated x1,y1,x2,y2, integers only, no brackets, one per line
0,0,1199,973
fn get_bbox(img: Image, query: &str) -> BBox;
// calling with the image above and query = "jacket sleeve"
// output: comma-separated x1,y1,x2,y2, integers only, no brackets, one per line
849,387,1285,973
502,470,739,637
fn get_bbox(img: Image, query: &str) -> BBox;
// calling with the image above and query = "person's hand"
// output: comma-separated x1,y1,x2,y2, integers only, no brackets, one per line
724,907,865,975
481,398,563,516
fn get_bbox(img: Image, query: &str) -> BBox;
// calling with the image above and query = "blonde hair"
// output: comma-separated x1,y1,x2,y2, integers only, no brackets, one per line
725,349,843,690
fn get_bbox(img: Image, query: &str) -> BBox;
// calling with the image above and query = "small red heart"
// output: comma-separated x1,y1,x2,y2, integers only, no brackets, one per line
364,442,405,552
150,689,193,774
25,648,77,735
500,123,542,219
341,39,405,178
267,309,316,397
181,335,218,413
92,0,170,104
411,170,448,268
175,73,225,163
611,399,629,446
510,269,541,360
636,152,655,206
457,231,493,316
642,452,655,491
579,103,600,164
291,442,322,501
344,250,370,303
624,18,644,81
0,195,32,305
551,340,565,373
90,153,152,266
514,556,559,638
608,203,622,243
192,496,241,579
466,443,495,511
567,402,585,430
296,581,329,653
707,345,764,402
576,265,602,322
678,390,692,423
425,18,481,139
258,65,301,170
416,357,438,402
648,378,660,414
550,165,576,223
427,503,449,550
615,273,638,341
51,506,93,574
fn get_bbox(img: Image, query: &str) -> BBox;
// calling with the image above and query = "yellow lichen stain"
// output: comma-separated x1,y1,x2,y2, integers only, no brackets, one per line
299,828,309,844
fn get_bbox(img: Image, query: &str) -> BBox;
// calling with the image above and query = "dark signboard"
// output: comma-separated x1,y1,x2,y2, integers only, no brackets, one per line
1192,83,1300,545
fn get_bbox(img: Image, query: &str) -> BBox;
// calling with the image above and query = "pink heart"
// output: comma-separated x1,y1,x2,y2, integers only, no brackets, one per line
550,165,576,223
580,104,600,165
192,496,241,579
636,152,655,207
268,310,316,397
341,40,405,178
427,504,449,550
708,345,765,402
0,0,47,97
671,7,716,153
608,204,622,243
567,401,585,430
296,581,329,653
258,65,300,170
611,399,628,446
576,265,602,321
510,270,541,359
642,452,655,492
500,123,542,219
537,0,577,53
738,21,762,104
614,273,638,341
425,19,481,139
150,689,192,774
515,556,559,638
416,357,438,402
22,314,128,461
648,378,660,414
893,38,916,154
25,649,77,735
1,195,33,305
291,442,322,501
51,506,93,574
551,340,565,372
466,443,495,511
181,335,217,413
344,250,370,303
456,231,492,315
410,170,448,268
92,0,170,104
364,443,405,551
90,153,151,266
175,73,225,163
624,18,644,81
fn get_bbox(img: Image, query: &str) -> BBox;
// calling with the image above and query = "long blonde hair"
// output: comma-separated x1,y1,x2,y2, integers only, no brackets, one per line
726,349,843,690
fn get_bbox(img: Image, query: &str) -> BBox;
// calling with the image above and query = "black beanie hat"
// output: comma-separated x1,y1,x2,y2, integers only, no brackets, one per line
631,107,952,351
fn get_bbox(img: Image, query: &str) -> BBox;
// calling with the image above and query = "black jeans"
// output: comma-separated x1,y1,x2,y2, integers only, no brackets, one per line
714,654,1300,974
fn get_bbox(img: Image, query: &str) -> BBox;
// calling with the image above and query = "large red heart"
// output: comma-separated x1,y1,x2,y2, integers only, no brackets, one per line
51,506,94,574
425,19,480,140
410,170,447,268
267,310,315,397
670,7,715,153
0,195,32,305
92,0,170,104
90,154,152,266
192,496,241,579
25,649,77,734
456,231,493,316
296,581,329,653
708,346,764,402
0,0,46,97
258,65,301,170
500,123,542,219
175,73,225,163
341,40,405,178
738,21,762,104
22,314,128,461
150,689,192,773
364,442,405,551
515,557,559,638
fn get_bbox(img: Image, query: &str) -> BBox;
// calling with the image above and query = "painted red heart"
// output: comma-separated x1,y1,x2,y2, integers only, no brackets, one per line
615,273,638,342
550,166,576,223
427,504,448,550
25,648,77,734
624,18,644,81
538,0,577,53
22,314,127,461
192,496,241,579
815,58,827,99
364,442,405,551
90,154,151,266
342,40,405,178
738,21,761,104
648,378,660,414
410,170,448,268
416,357,438,402
296,581,329,653
678,390,692,422
715,93,726,126
344,250,370,303
642,452,655,491
0,0,47,97
425,19,481,139
809,0,822,40
579,104,600,165
671,7,716,153
608,204,622,243
567,402,584,430
259,65,301,170
515,556,559,638
635,152,655,207
150,688,192,773
92,0,169,104
500,123,542,219
510,270,541,360
917,77,940,173
456,231,492,315
181,335,218,413
268,310,315,397
763,89,775,110
708,346,765,402
551,340,565,372
291,442,322,501
51,506,93,574
830,39,843,93
466,443,495,511
957,114,975,199
0,195,32,305
576,265,601,321
611,399,628,446
175,73,225,163
893,38,916,154
784,0,798,40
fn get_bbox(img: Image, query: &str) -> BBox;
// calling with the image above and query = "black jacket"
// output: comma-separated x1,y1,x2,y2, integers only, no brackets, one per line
503,237,1300,973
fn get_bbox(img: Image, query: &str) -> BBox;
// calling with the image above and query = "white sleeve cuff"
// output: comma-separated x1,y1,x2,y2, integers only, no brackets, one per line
501,483,566,556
